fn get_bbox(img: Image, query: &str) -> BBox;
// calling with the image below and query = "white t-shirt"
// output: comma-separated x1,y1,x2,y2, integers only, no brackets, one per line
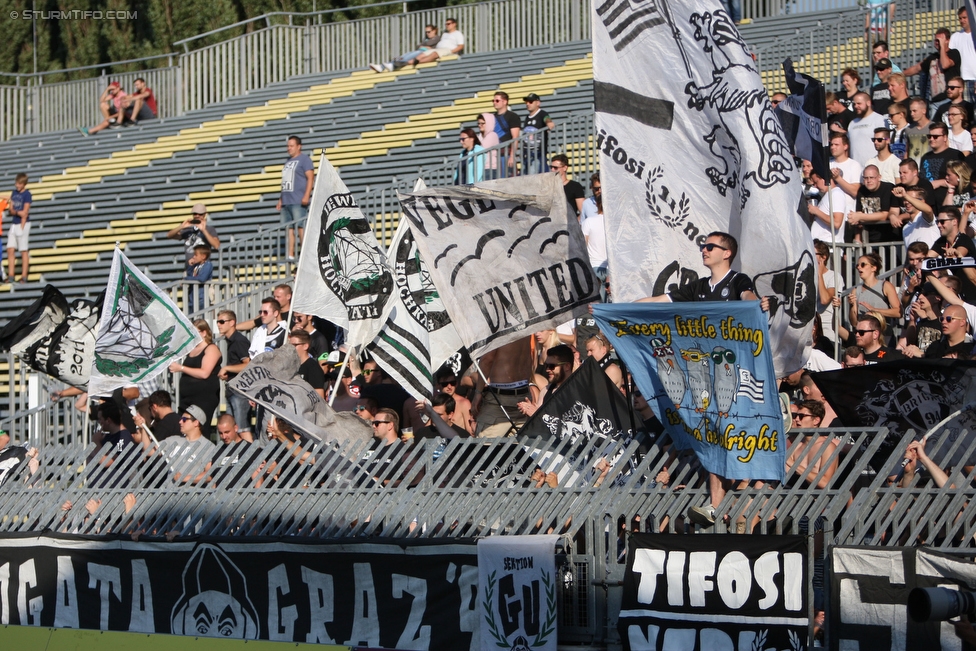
848,112,888,166
949,129,974,153
829,157,863,196
811,186,854,243
951,30,976,80
248,321,287,359
865,154,901,185
805,348,842,372
818,270,844,343
902,211,940,248
581,212,608,268
436,30,465,52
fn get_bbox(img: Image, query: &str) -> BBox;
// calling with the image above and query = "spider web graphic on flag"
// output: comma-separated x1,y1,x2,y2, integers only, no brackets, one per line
87,248,201,398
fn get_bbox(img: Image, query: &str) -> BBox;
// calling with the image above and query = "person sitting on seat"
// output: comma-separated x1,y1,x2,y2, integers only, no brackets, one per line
412,18,465,65
82,82,130,135
370,25,441,72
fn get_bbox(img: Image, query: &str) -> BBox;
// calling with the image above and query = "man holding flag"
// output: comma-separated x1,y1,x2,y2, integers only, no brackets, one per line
638,231,768,526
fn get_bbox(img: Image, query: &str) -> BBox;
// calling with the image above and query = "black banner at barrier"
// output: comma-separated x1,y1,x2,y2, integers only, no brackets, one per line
0,535,477,649
618,534,808,651
830,545,976,651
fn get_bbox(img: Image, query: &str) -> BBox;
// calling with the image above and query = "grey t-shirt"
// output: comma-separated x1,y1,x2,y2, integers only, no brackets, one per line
281,154,314,206
158,436,216,482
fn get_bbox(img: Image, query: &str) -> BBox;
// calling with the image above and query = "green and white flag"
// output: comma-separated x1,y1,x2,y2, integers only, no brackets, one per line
88,248,202,398
366,179,465,399
292,154,396,348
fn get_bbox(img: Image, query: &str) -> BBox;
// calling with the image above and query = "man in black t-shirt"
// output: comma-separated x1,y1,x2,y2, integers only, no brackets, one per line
855,315,906,363
892,158,937,211
930,205,976,302
933,76,974,125
551,154,585,217
920,123,965,206
216,309,254,437
849,165,896,242
826,92,854,134
133,390,181,442
522,93,555,175
638,232,764,528
870,59,893,115
493,91,521,174
290,330,327,399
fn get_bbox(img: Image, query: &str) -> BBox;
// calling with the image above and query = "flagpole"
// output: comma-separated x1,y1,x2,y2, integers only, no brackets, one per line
329,346,352,408
288,157,323,331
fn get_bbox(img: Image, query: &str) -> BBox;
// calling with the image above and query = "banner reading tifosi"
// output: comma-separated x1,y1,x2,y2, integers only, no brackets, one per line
593,302,784,481
619,534,808,651
0,536,478,650
398,174,599,358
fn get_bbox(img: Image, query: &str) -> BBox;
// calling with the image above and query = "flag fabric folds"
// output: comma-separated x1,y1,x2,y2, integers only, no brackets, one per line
292,154,395,348
593,301,785,481
812,360,976,473
228,345,372,445
0,285,103,387
88,249,201,398
776,58,829,180
593,0,816,375
364,179,465,400
398,174,599,358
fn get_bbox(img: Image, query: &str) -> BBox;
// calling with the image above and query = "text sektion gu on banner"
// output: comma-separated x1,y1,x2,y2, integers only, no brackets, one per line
398,174,599,358
593,301,784,481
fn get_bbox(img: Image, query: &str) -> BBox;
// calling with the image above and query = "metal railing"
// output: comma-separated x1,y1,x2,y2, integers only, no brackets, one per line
753,2,897,92
0,422,969,642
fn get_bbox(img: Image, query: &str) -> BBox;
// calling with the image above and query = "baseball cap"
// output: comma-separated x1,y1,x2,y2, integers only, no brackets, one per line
191,203,207,215
184,405,207,423
108,81,121,89
523,93,541,102
875,58,892,70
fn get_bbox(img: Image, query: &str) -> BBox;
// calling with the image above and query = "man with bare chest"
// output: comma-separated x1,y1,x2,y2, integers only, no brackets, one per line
473,337,537,438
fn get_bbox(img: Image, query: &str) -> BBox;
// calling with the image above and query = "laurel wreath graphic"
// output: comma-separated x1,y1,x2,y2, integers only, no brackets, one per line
482,569,557,649
645,166,690,229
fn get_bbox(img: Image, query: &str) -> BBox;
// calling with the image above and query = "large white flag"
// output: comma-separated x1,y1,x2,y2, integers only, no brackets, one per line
399,174,599,358
594,0,816,374
292,154,395,348
366,179,465,399
88,249,202,398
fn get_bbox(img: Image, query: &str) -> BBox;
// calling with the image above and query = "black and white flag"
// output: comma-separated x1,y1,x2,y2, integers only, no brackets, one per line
594,0,816,375
776,58,829,180
293,154,396,348
519,358,650,487
366,179,464,400
398,174,599,358
0,284,103,387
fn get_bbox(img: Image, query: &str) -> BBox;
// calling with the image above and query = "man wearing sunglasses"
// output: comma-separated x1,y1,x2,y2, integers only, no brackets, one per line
854,314,904,363
517,345,574,418
216,310,253,438
157,405,217,485
369,24,440,73
930,205,976,303
924,304,974,357
920,123,966,207
638,232,758,304
434,369,474,435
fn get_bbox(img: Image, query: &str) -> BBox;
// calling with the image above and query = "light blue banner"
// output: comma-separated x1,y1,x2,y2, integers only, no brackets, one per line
593,302,785,481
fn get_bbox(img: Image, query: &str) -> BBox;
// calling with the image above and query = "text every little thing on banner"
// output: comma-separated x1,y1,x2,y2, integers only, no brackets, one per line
593,0,816,376
593,302,784,481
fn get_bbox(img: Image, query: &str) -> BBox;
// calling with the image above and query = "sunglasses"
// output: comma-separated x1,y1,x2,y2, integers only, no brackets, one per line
854,329,877,336
260,310,272,315
928,134,946,139
439,379,457,387
215,319,231,324
941,315,963,323
794,412,815,420
871,137,888,142
179,415,195,422
363,369,375,375
355,405,367,412
372,420,390,427
545,362,566,370
857,262,873,268
937,218,956,224
700,243,728,252
949,85,964,90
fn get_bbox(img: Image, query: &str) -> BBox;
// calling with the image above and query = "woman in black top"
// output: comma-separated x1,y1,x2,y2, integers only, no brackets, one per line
171,319,221,435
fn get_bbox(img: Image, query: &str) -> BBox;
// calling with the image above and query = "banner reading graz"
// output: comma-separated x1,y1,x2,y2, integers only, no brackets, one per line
399,174,599,358
619,534,808,651
0,535,478,650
